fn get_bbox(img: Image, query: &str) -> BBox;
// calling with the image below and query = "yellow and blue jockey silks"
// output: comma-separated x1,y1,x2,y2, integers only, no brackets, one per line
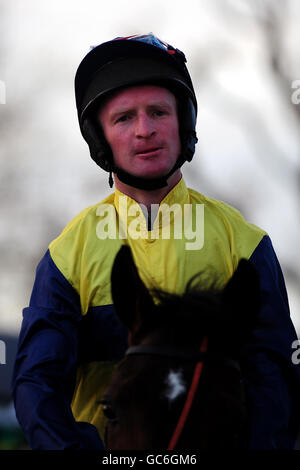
12,178,300,449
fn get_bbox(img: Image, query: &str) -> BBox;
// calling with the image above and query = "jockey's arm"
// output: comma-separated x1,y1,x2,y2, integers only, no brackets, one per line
244,236,300,449
11,249,104,450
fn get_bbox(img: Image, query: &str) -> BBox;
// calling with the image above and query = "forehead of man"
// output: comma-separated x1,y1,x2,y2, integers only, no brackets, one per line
98,84,178,121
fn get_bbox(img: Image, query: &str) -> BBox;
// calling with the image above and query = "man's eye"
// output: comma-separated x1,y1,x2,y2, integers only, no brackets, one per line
115,115,129,124
153,110,165,117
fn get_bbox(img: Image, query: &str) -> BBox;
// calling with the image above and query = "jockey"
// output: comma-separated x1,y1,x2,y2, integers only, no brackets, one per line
12,34,300,450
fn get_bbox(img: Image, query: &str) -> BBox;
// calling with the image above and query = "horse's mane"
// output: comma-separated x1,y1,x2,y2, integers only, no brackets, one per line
147,270,225,341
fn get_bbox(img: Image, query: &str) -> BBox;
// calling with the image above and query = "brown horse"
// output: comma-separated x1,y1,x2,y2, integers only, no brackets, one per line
100,245,260,450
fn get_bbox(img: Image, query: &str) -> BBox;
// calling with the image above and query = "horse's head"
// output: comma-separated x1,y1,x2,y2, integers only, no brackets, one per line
101,246,260,449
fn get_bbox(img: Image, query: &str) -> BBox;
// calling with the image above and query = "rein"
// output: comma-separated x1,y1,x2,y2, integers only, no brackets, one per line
168,336,208,450
125,338,240,450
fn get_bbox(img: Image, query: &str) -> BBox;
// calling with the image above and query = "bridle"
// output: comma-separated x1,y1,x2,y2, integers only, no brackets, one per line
125,337,240,450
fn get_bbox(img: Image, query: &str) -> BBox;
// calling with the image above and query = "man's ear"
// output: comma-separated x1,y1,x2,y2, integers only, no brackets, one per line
221,259,261,354
111,245,155,336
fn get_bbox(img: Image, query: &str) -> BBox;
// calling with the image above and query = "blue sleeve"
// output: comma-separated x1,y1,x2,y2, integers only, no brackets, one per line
11,249,104,450
244,235,300,449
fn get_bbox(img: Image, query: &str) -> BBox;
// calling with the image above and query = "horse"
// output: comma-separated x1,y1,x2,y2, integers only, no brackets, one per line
100,245,261,450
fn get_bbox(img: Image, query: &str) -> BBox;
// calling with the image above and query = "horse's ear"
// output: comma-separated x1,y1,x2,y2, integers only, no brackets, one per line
111,245,155,337
221,259,261,353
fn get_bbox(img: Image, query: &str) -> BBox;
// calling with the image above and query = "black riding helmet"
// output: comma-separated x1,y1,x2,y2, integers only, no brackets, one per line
75,34,198,190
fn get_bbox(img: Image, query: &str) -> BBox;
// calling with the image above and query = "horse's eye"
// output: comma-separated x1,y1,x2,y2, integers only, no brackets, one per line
100,400,117,422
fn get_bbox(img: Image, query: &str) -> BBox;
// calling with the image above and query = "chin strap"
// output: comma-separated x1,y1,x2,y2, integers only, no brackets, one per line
114,166,169,190
109,171,114,188
110,153,187,191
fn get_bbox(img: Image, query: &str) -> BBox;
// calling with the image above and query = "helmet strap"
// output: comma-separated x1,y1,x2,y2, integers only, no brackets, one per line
114,167,169,190
112,154,185,191
109,170,114,188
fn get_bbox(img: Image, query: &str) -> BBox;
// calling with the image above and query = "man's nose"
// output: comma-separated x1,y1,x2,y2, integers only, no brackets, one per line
135,115,156,138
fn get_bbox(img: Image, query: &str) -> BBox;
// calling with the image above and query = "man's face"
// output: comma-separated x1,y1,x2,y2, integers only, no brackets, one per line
98,85,181,179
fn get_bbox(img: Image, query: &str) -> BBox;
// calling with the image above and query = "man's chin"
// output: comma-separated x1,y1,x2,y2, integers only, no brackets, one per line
130,165,174,180
114,164,181,186
116,167,169,180
134,166,181,181
136,171,169,180
114,168,182,192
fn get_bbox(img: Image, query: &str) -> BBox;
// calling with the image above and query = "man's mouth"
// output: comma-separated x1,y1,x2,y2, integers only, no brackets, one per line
135,147,162,157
